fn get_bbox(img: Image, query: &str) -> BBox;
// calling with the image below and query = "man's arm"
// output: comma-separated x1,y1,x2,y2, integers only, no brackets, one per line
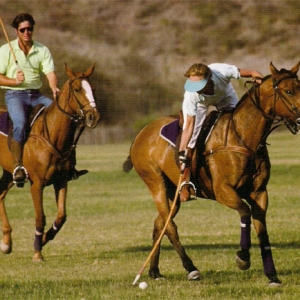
0,70,24,87
239,68,263,85
45,71,59,99
179,114,195,152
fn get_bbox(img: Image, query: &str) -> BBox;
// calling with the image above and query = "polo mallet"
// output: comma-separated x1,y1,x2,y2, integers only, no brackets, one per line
132,151,187,285
0,16,20,70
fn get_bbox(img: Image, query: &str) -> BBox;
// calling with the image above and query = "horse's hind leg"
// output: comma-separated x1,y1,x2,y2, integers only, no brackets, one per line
0,170,14,254
147,178,200,280
150,209,200,280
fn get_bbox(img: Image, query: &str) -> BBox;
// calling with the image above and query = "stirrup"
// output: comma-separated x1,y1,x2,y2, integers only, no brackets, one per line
13,166,29,187
179,181,197,200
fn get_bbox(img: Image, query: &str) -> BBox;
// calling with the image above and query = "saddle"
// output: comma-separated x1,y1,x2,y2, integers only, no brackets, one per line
160,110,223,155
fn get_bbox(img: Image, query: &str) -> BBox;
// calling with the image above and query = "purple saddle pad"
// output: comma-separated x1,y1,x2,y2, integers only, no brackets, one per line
0,112,10,136
159,119,180,147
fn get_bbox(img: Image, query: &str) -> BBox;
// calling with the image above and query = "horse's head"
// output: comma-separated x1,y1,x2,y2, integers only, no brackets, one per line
270,62,300,130
62,63,100,128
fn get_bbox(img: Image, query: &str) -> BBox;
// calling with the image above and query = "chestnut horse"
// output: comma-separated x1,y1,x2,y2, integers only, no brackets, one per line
0,64,100,261
124,62,300,286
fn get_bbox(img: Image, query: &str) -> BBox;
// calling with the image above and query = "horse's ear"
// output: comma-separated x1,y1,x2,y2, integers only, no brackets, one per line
291,62,300,75
83,63,95,78
65,63,76,79
270,62,278,75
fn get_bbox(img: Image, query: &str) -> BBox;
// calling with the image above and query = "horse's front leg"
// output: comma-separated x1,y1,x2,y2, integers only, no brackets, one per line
213,181,253,272
42,182,67,247
250,190,282,287
0,170,14,254
30,182,46,262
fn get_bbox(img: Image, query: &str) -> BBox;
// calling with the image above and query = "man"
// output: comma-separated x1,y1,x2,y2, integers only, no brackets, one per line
0,13,86,187
179,63,263,201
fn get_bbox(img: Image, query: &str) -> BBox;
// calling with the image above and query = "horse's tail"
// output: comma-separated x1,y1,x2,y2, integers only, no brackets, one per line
123,154,133,173
123,140,135,173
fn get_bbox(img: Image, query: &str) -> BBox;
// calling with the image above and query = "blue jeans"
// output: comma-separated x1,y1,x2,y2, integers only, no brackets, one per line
5,90,52,143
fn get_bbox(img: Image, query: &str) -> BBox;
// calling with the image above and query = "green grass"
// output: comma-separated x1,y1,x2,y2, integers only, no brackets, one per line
1,131,300,299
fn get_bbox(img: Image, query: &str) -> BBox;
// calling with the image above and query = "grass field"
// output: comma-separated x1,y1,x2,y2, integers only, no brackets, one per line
1,131,300,299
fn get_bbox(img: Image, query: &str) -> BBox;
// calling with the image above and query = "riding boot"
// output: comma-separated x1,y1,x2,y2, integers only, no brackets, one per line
10,139,28,188
68,148,88,181
179,148,196,202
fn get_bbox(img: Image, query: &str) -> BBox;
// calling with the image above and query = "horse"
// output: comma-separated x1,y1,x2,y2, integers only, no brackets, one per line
0,64,100,261
123,62,300,286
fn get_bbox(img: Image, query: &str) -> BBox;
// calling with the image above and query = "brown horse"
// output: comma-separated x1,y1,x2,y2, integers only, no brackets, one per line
0,64,100,261
124,62,300,286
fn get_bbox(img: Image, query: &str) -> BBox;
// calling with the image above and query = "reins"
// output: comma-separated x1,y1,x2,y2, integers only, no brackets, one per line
245,75,300,132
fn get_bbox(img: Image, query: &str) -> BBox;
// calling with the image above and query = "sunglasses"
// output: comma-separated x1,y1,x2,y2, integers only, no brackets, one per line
19,26,33,33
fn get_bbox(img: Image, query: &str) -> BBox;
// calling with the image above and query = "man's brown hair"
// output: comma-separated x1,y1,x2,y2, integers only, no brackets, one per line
184,63,211,78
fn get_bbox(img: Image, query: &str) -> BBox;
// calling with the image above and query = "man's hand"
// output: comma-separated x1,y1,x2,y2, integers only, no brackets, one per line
15,70,25,85
179,150,190,171
53,87,60,100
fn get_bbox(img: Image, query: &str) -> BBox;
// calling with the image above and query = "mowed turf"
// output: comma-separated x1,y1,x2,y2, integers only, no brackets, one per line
1,131,300,299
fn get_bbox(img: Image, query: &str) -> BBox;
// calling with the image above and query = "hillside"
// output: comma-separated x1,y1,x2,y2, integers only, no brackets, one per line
0,0,300,140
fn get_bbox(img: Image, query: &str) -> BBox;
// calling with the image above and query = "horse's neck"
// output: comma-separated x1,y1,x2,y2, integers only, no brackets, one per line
232,86,274,150
42,102,76,149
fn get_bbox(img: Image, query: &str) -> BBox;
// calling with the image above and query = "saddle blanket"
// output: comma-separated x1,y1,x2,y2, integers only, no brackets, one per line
0,112,10,136
159,119,180,147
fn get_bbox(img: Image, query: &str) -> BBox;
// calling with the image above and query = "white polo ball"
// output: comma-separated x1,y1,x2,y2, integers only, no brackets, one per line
139,281,148,289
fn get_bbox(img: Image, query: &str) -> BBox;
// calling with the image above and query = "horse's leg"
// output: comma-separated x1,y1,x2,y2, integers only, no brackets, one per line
250,190,281,286
30,181,46,262
146,176,199,280
42,182,67,246
0,170,14,254
236,215,252,270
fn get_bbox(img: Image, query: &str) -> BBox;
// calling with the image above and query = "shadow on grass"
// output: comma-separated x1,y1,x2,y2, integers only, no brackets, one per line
125,241,300,253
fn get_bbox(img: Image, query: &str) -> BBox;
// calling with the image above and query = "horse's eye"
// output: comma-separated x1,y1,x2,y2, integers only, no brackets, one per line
286,90,294,95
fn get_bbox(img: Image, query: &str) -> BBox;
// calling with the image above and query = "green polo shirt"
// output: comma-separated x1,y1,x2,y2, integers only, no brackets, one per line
0,39,55,90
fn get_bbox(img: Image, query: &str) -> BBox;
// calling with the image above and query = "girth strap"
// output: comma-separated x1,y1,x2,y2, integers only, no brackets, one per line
203,145,254,156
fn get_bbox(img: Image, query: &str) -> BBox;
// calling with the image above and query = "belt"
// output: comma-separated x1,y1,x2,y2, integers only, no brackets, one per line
7,89,40,94
25,89,40,94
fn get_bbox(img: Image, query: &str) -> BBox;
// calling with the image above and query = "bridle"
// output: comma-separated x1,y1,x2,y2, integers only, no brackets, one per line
56,76,96,124
245,74,300,134
272,74,300,134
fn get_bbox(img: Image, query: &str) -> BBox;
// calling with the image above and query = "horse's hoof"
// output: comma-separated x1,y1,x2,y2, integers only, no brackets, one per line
0,240,12,254
267,275,282,287
236,250,251,270
149,269,165,280
32,252,44,262
155,277,166,281
188,270,201,281
269,281,283,288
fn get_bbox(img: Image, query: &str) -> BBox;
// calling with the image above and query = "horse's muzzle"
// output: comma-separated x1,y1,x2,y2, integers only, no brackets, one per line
85,108,100,128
